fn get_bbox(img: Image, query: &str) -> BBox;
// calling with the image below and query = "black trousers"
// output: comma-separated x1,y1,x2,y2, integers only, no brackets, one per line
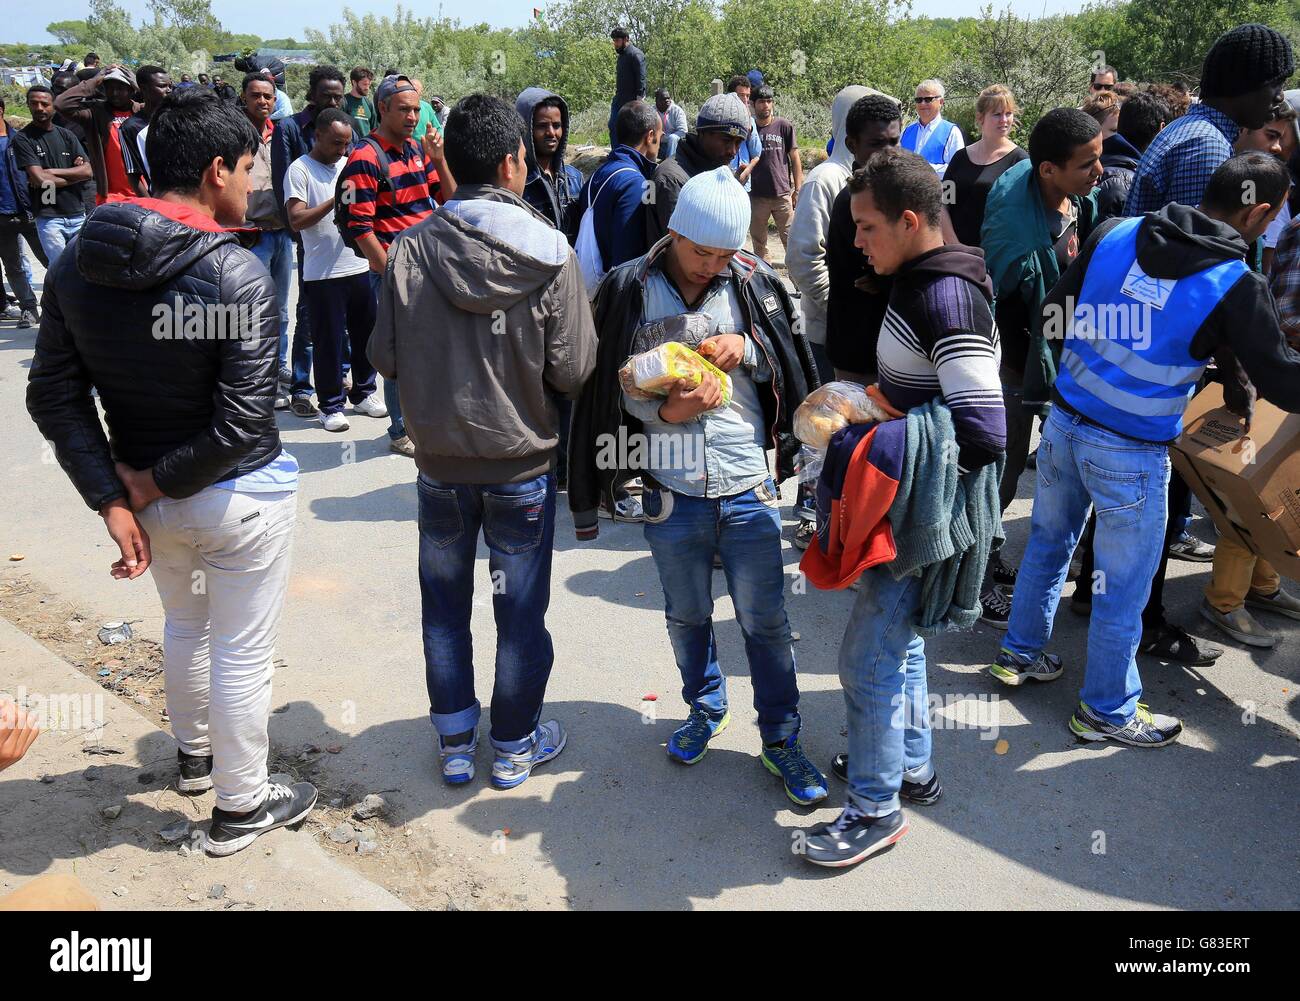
0,214,46,311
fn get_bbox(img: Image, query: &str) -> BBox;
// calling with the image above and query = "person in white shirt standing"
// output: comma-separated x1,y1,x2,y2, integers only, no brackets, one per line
283,107,388,432
900,79,965,176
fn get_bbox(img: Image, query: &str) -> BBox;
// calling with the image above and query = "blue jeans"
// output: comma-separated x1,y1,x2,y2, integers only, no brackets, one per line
641,481,801,744
250,228,294,372
1004,406,1170,725
839,563,933,817
369,270,404,439
417,472,556,752
35,214,85,271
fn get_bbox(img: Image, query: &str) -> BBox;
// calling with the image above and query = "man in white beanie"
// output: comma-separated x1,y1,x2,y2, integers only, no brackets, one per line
569,166,826,806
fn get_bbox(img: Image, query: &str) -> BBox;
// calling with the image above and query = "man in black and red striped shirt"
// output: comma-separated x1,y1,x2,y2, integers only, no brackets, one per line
340,74,455,455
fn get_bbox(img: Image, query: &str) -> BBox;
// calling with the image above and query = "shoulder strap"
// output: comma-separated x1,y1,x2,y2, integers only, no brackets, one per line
589,166,639,210
361,135,394,191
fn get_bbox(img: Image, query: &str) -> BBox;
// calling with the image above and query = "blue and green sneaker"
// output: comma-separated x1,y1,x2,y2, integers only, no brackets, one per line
761,736,829,806
666,709,730,765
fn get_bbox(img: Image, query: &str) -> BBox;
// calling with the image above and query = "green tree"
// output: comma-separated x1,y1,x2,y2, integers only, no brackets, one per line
1076,0,1298,85
46,20,90,46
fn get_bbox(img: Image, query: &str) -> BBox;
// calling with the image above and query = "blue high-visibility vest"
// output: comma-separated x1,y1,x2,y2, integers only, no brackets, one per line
1055,216,1248,442
901,118,957,165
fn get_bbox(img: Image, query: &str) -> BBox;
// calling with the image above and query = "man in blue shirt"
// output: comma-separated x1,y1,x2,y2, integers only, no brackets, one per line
0,94,45,327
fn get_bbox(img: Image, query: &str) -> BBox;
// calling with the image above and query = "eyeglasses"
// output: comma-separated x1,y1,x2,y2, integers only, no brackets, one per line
914,96,940,104
1091,82,1114,91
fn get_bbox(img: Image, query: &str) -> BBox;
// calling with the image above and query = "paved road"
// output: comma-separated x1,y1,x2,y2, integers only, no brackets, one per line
2,249,1297,909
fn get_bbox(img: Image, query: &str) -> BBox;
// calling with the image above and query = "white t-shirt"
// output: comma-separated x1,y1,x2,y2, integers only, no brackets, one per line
283,154,369,281
1264,201,1293,250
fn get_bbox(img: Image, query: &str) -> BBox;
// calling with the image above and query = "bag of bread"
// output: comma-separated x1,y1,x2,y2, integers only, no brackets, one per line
793,381,893,449
618,341,734,410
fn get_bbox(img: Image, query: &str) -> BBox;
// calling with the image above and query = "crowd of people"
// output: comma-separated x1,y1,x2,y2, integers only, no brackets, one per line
4,20,1300,871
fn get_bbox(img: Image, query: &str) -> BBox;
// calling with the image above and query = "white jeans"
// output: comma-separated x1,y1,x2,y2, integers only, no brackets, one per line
136,487,296,812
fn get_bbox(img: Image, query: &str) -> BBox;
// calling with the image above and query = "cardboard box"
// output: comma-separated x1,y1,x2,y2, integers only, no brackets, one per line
1170,383,1300,580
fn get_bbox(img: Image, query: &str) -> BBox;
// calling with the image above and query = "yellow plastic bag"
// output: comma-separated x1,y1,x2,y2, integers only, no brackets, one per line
619,341,734,410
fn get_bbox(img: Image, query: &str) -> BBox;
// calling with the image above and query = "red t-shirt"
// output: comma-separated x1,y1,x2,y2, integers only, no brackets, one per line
101,110,135,204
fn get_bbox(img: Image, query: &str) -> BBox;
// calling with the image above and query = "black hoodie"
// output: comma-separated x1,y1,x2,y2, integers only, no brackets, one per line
515,87,582,242
1044,202,1300,434
646,133,729,246
26,198,281,511
878,243,1006,471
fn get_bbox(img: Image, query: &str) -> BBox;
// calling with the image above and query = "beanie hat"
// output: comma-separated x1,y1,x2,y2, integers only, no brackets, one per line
667,166,750,250
1200,24,1295,99
695,93,750,138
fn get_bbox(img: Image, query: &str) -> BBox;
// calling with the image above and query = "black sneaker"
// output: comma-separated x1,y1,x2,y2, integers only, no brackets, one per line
1138,622,1223,666
979,586,1012,629
177,750,213,793
991,558,1017,592
204,781,318,857
18,308,38,329
828,754,942,804
290,395,318,418
793,519,816,551
802,807,909,867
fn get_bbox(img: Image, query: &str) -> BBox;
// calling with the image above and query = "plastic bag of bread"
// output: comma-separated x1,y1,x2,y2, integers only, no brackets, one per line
618,341,734,410
793,381,893,449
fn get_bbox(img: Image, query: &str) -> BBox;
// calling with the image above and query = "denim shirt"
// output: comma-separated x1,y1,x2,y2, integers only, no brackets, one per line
622,267,772,498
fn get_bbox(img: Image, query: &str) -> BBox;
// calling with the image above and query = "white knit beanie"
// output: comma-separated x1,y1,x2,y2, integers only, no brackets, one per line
667,166,751,251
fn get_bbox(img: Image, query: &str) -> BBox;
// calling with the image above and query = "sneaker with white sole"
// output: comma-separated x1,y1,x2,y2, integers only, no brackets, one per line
204,781,318,857
291,395,318,418
439,734,478,785
1168,530,1215,562
1200,599,1275,648
1245,586,1300,621
352,393,389,418
491,720,567,789
1068,701,1182,747
979,586,1012,629
177,750,213,793
793,519,816,551
802,806,909,867
390,435,416,457
989,648,1063,686
320,411,350,432
598,495,643,522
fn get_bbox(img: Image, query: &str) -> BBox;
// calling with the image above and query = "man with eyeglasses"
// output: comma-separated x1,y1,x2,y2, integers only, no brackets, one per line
1090,65,1119,94
900,79,964,176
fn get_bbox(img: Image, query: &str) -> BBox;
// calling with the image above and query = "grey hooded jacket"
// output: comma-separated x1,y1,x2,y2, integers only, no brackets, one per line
368,184,598,484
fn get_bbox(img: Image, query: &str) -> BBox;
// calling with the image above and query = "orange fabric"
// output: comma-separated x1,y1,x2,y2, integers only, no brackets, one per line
799,425,898,589
867,383,905,419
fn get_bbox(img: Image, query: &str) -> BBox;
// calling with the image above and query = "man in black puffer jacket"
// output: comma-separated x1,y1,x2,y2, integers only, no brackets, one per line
26,87,318,858
1096,92,1168,221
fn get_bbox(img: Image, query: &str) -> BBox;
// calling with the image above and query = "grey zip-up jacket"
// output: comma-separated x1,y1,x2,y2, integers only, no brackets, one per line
368,184,598,484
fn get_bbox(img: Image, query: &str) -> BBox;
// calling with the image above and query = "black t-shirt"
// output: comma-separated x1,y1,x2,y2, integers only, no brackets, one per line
12,123,92,217
944,145,1028,247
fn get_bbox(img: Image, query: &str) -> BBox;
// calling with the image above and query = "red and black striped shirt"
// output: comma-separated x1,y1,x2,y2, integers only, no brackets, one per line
339,132,444,247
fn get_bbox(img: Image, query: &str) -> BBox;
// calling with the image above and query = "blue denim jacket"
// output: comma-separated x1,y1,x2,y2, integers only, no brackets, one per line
621,268,773,497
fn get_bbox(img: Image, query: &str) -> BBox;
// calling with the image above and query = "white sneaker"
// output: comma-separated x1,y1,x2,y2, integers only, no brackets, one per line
320,411,350,433
352,393,389,418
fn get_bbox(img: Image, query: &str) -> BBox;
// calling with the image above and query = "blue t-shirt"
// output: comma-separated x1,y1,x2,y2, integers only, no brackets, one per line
0,134,18,215
215,450,299,493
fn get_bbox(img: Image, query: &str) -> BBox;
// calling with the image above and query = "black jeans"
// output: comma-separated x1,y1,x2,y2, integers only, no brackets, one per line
0,214,45,311
302,271,376,415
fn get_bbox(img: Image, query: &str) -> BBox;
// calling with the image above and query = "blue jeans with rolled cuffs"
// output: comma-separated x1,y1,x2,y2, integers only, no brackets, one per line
641,479,801,744
418,472,556,752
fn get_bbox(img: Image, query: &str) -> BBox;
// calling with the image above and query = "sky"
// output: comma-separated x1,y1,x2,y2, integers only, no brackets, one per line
8,1,1092,46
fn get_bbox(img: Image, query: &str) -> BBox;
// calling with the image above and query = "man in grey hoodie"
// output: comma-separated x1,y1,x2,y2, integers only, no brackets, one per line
369,94,597,791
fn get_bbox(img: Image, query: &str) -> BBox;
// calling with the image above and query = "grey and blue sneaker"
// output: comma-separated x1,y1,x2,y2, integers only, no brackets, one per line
989,648,1063,686
761,735,829,806
1068,701,1182,747
801,806,908,867
667,709,730,765
439,734,478,785
491,720,567,789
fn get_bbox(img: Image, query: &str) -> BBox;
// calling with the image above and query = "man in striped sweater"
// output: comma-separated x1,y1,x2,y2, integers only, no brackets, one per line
340,75,455,455
804,147,1005,868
